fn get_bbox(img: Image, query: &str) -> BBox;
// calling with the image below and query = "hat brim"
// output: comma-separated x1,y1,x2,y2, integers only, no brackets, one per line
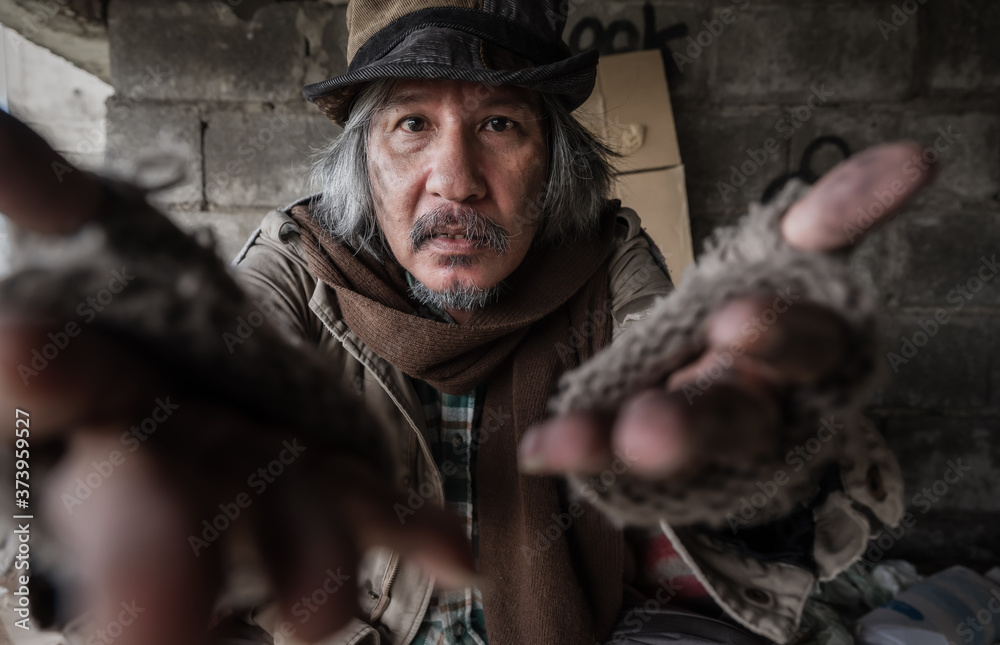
303,26,599,126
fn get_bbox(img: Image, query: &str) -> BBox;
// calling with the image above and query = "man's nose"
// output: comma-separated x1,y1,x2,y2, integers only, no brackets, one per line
425,127,486,203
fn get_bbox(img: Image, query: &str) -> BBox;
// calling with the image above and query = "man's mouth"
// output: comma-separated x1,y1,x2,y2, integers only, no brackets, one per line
410,205,511,255
425,232,484,257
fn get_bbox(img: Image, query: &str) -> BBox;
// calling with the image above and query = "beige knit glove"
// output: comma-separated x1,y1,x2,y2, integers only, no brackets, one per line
2,178,393,469
552,180,884,529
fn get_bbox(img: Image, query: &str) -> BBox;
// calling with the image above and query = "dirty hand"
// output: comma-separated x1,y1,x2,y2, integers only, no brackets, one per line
0,110,474,645
519,142,935,481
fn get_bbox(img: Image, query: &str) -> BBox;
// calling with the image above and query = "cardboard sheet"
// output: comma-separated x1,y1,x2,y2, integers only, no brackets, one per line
575,50,681,172
613,165,694,286
575,49,694,283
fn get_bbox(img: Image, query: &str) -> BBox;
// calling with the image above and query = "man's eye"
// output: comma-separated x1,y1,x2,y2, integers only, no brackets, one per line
486,117,516,133
401,117,426,132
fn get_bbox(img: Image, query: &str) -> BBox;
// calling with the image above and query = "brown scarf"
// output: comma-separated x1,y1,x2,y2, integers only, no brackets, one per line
290,204,624,644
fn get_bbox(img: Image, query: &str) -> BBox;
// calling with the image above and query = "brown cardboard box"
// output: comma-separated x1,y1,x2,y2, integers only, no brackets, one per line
574,50,694,284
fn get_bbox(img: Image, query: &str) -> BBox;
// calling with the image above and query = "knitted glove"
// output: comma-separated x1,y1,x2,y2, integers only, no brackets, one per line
0,179,393,473
551,180,883,529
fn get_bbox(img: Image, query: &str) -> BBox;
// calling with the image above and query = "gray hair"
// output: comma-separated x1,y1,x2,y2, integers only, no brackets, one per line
309,79,618,258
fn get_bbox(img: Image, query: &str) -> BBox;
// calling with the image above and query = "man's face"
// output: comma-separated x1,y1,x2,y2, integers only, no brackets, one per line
367,79,549,312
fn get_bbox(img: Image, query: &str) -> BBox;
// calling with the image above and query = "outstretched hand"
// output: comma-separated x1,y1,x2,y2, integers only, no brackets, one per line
0,110,475,645
519,142,935,480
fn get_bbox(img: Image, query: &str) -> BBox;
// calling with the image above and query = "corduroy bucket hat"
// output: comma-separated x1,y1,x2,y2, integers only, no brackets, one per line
303,0,600,126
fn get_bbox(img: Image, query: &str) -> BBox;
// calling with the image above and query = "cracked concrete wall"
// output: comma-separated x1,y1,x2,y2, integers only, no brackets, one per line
104,0,346,261
101,0,1000,569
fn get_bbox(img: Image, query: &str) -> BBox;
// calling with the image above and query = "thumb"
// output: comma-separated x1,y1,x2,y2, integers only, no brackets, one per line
781,141,936,252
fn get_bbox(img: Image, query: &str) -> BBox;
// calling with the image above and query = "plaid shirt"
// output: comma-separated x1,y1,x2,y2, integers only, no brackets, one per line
410,380,489,645
408,276,489,644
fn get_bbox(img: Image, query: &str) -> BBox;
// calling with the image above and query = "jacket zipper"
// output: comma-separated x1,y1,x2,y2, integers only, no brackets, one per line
369,432,418,622
369,550,401,622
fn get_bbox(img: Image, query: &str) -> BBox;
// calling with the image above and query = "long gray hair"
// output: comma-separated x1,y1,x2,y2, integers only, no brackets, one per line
308,79,618,257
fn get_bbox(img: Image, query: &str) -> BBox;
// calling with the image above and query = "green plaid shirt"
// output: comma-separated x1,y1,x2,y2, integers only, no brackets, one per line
410,380,489,645
408,275,489,644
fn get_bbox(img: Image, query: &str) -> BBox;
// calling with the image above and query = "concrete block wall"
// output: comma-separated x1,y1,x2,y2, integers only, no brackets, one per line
103,0,1000,568
105,0,346,260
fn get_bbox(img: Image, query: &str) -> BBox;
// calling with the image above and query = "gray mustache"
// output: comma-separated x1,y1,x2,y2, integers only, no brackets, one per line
409,205,512,255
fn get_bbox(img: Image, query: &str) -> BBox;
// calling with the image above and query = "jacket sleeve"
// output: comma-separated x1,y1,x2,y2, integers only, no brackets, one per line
232,206,327,345
605,208,676,338
556,183,904,534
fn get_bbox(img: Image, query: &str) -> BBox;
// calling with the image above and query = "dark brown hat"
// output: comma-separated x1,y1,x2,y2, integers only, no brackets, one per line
303,0,599,126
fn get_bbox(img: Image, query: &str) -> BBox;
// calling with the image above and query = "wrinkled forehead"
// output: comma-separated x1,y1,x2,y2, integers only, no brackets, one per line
377,78,544,118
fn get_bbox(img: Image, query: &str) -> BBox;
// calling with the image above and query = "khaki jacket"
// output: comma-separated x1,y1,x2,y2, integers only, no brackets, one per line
233,197,904,645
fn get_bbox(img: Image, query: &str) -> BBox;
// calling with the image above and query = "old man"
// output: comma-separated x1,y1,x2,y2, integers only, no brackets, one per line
0,1,931,644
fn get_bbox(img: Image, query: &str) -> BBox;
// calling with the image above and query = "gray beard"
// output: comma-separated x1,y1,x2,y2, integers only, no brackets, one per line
408,276,505,313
